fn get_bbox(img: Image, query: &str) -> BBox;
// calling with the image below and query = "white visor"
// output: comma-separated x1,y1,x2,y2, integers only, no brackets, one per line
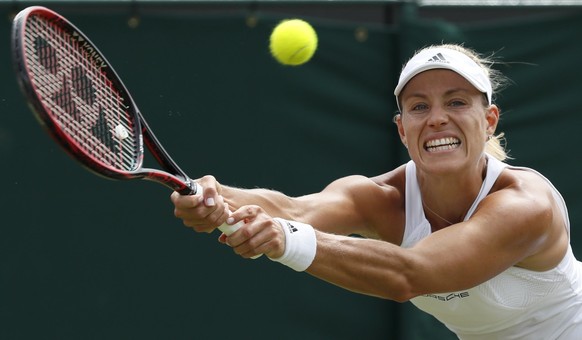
394,47,492,111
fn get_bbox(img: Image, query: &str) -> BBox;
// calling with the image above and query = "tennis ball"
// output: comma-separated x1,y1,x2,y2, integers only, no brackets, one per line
269,19,318,66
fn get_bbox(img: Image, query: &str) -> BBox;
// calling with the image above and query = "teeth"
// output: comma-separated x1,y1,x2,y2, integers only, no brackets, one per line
425,137,460,152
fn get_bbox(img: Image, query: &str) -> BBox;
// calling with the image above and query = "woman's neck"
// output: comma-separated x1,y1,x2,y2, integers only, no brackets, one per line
418,156,488,229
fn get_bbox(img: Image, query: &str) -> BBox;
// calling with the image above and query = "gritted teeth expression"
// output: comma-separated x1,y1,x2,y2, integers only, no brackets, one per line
424,137,461,152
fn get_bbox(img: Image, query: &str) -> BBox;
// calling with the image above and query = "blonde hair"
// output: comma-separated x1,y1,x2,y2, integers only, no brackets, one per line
401,44,510,161
486,132,509,161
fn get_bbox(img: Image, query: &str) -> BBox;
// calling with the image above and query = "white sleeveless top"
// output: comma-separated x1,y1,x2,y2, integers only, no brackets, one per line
402,154,582,339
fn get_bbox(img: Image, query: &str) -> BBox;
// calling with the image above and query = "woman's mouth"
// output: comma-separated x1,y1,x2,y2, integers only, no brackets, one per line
424,137,461,152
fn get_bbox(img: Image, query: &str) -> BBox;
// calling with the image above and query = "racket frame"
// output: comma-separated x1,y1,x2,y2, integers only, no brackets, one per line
12,6,197,195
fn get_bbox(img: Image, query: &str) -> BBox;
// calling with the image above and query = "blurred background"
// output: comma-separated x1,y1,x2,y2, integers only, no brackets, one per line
1,0,581,339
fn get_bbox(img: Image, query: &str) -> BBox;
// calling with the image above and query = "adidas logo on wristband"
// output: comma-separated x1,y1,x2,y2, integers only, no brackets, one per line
283,220,298,233
271,218,317,272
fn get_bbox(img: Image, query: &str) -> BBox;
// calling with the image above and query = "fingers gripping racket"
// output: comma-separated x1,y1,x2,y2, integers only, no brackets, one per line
12,6,243,237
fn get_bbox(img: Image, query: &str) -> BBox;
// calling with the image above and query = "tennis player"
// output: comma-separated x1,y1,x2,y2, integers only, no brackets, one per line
171,44,582,339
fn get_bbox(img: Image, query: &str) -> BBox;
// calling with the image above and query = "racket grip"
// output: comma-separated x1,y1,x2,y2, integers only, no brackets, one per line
217,220,244,236
219,221,262,259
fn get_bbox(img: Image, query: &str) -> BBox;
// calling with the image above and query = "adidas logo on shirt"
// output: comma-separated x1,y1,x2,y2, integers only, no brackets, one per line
427,53,449,63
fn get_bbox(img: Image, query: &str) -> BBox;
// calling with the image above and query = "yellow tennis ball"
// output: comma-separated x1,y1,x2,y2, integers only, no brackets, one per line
269,19,318,66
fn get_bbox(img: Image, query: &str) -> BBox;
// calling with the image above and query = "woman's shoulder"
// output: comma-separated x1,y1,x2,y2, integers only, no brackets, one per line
370,163,407,190
484,165,564,241
493,165,558,199
489,165,570,271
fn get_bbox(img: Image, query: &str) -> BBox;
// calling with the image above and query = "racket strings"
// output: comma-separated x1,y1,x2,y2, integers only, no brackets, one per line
23,15,139,172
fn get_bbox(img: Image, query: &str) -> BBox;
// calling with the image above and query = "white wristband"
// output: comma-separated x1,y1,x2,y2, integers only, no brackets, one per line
270,218,317,272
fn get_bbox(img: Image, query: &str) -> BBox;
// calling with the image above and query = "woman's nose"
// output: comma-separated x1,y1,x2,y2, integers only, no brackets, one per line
427,107,448,127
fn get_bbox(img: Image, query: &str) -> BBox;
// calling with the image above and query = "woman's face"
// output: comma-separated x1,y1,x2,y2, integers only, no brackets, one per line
396,69,499,174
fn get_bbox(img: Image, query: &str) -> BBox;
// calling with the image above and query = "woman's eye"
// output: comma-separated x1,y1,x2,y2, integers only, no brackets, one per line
411,103,428,111
449,100,466,107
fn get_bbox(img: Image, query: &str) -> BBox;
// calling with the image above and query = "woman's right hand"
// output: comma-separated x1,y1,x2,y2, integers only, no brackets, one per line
170,175,231,233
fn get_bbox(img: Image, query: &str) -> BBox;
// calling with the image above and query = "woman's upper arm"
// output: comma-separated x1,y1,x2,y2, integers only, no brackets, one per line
407,184,558,294
295,175,404,239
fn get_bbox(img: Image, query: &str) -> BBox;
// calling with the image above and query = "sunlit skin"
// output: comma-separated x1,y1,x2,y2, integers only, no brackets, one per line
171,68,569,301
395,69,500,228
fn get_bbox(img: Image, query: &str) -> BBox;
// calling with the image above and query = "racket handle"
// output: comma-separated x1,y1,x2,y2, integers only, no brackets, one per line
194,182,262,259
218,220,262,259
217,220,244,236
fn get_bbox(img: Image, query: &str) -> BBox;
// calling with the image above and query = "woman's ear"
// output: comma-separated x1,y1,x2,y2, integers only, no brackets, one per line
394,114,408,148
485,104,500,136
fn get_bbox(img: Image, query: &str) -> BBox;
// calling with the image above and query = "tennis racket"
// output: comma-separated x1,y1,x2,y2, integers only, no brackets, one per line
12,6,244,237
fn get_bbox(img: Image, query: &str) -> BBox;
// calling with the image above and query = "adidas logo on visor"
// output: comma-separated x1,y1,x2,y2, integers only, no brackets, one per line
428,53,449,63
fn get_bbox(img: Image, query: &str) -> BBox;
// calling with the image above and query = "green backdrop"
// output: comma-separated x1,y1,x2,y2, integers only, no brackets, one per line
0,2,580,339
